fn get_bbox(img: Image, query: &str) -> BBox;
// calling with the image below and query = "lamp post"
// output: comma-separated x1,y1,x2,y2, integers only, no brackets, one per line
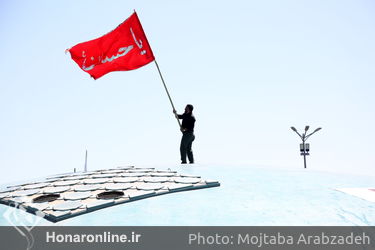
290,126,321,169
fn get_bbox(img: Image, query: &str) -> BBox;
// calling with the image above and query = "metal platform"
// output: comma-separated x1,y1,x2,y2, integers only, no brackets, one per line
0,166,220,223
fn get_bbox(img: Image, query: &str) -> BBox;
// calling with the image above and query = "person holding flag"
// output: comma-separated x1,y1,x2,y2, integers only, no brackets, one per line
67,11,194,165
174,105,196,164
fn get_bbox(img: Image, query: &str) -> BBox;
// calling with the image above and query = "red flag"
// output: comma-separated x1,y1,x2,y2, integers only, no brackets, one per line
68,12,155,79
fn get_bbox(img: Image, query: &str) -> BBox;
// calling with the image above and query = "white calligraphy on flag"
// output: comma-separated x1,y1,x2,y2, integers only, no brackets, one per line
81,27,147,71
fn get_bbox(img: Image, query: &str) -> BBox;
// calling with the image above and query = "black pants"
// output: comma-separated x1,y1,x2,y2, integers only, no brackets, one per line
180,132,195,163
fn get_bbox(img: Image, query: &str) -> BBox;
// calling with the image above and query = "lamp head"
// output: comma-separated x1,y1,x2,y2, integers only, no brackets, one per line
291,127,297,132
305,125,310,132
314,127,322,133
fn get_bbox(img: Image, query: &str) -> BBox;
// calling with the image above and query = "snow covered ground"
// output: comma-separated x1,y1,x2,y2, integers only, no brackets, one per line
0,164,374,226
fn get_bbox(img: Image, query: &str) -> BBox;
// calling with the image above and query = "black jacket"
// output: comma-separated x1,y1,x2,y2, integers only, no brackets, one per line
178,113,196,132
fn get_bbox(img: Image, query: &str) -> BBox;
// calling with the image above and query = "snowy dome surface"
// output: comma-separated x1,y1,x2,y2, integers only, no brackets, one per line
0,164,374,226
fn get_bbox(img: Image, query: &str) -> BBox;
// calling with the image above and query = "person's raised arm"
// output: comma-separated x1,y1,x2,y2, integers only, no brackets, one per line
173,109,183,119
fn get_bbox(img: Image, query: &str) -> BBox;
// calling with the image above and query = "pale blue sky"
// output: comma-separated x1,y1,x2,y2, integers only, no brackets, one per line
0,0,374,184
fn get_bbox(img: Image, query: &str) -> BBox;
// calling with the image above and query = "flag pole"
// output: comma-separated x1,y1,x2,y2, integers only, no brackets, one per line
154,60,182,129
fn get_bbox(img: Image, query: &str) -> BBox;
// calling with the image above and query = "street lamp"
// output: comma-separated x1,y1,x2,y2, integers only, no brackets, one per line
290,126,322,169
